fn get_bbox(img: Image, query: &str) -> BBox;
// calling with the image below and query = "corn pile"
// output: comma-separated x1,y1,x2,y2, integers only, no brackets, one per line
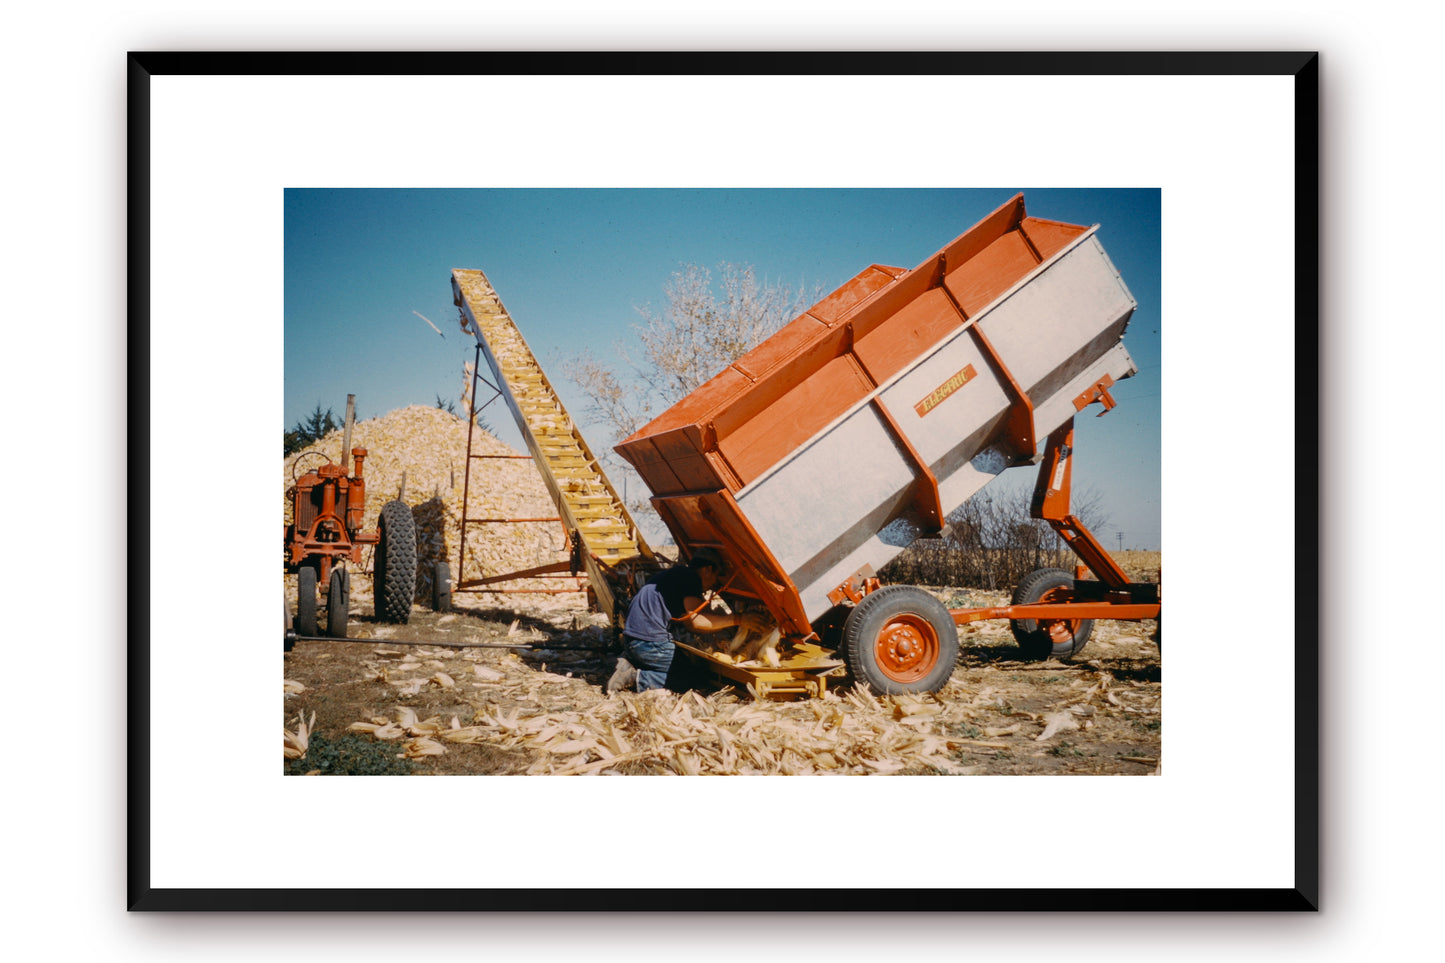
283,405,570,601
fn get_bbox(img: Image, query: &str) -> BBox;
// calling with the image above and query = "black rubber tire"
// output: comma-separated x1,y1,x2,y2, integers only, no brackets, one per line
1009,568,1094,661
841,585,959,695
284,595,295,652
295,566,318,638
326,567,350,638
432,561,451,613
374,499,417,623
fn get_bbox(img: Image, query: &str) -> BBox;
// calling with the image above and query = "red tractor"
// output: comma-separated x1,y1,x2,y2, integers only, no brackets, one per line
284,398,416,647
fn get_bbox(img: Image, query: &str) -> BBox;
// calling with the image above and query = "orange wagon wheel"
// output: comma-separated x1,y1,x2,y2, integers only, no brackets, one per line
876,612,942,684
842,585,959,695
1009,568,1095,661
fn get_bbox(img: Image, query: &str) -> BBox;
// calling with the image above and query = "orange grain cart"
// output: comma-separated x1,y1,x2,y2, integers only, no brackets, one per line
615,193,1160,696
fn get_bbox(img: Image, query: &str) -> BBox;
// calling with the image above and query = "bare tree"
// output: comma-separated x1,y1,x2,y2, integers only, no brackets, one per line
564,347,655,442
881,481,1113,590
568,262,824,435
564,262,824,539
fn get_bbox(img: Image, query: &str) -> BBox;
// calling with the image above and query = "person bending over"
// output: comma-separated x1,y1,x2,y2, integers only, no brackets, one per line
607,547,757,693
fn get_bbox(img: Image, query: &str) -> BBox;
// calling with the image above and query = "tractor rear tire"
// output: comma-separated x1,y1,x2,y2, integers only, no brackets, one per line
432,561,451,613
284,595,295,652
841,585,959,695
295,566,318,638
374,500,417,624
326,567,350,638
1009,568,1094,661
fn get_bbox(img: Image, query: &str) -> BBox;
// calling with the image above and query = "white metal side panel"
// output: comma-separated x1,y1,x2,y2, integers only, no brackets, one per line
731,233,1140,623
734,406,914,577
1028,343,1138,442
977,235,1136,397
787,446,1009,619
877,324,1015,473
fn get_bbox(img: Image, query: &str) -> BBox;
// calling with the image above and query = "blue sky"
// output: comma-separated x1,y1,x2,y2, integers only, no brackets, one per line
285,188,1160,549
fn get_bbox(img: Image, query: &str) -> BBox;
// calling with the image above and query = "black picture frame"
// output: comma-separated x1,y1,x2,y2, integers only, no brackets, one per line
128,50,1318,913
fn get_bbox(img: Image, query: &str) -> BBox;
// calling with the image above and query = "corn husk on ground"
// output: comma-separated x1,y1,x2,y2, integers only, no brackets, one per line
283,405,569,601
316,638,1160,775
283,710,315,760
282,526,1161,774
285,599,1161,775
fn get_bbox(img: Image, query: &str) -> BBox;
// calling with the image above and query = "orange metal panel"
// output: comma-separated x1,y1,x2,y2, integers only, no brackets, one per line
709,322,850,437
629,366,752,443
946,192,1027,259
945,232,1041,317
704,450,745,492
803,264,907,326
730,312,833,381
649,493,708,547
623,435,687,496
649,428,718,493
839,257,944,346
1019,216,1090,262
852,287,963,385
716,352,875,485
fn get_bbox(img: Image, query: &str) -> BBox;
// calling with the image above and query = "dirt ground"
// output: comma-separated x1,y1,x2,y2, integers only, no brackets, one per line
282,552,1160,776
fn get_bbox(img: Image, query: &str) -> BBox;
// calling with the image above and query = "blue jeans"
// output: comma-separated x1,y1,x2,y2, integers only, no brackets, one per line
623,636,676,691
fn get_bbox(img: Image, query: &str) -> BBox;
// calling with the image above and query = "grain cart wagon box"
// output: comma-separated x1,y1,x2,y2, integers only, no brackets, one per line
614,193,1160,696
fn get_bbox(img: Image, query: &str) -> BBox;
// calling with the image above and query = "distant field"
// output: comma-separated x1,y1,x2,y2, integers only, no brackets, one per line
1112,550,1162,583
